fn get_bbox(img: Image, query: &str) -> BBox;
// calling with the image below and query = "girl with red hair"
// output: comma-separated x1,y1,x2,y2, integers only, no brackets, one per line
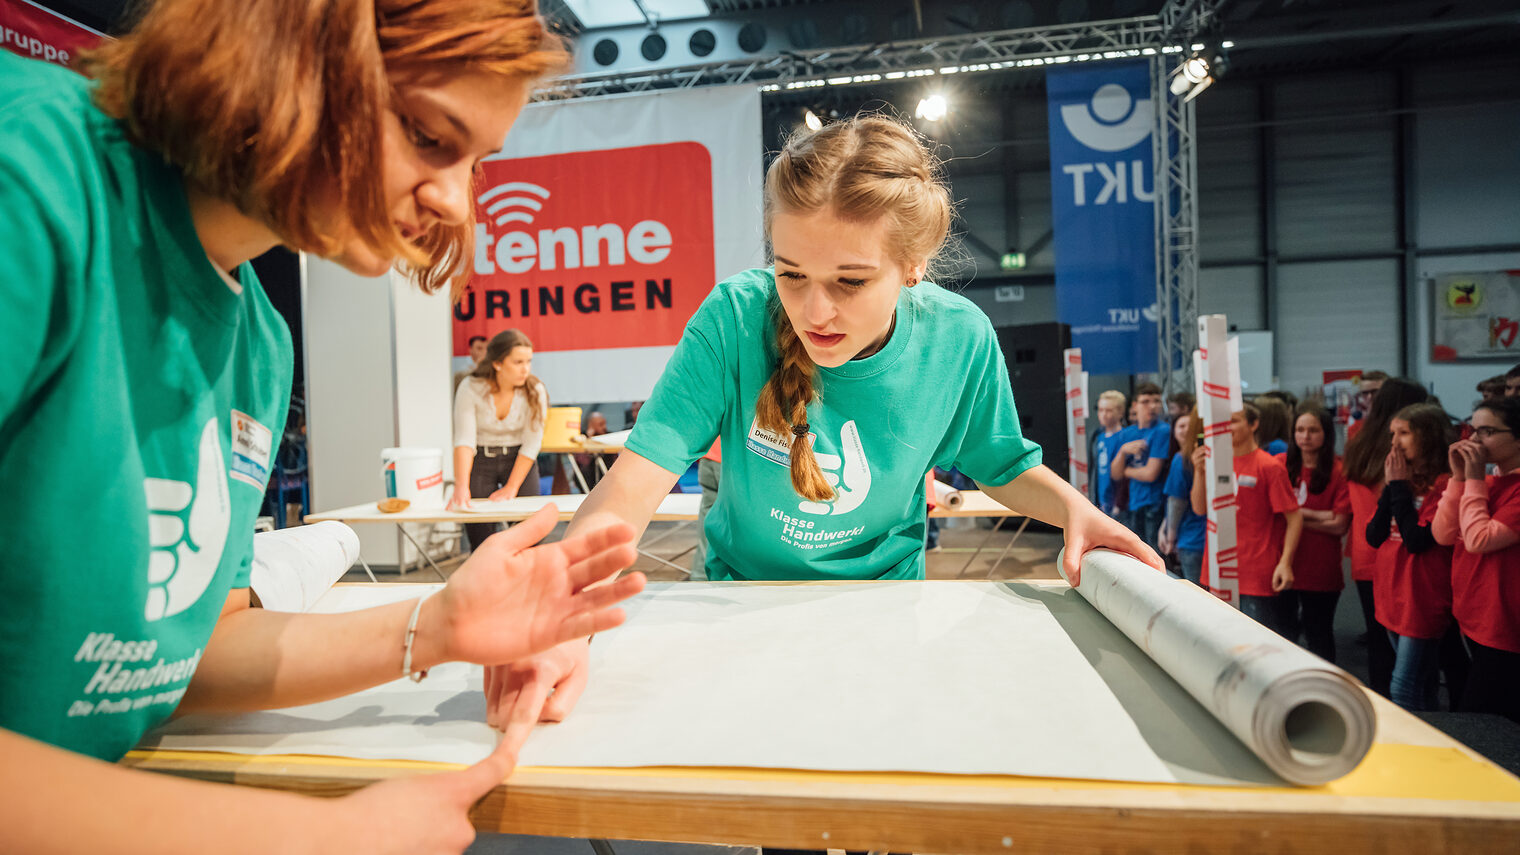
0,2,644,851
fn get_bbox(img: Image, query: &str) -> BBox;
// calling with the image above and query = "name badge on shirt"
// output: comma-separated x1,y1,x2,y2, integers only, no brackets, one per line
230,409,273,488
1238,475,1258,489
1296,480,1308,505
746,417,795,467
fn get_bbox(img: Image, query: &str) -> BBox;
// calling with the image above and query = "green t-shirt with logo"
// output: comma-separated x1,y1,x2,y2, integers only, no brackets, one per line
0,53,293,760
627,268,1042,581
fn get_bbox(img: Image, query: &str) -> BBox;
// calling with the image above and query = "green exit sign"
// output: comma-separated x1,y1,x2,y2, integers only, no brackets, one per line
999,252,1026,270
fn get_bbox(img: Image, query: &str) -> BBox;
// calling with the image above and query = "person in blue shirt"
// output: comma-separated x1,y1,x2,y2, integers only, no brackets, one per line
1161,407,1208,585
482,113,1166,734
1111,382,1172,547
1090,390,1128,517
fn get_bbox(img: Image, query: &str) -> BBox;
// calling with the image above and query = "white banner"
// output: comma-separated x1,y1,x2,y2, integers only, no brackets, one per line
1196,315,1240,605
453,86,765,403
1063,348,1089,496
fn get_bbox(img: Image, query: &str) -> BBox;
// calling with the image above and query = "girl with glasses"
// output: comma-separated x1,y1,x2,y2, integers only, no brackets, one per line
1434,397,1520,721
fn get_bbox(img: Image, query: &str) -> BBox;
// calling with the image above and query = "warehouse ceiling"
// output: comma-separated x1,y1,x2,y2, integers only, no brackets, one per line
30,0,1520,79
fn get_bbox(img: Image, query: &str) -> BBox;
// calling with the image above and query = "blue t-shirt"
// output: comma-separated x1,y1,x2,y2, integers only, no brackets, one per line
1093,429,1125,512
1162,451,1207,552
626,269,1043,581
1118,422,1172,511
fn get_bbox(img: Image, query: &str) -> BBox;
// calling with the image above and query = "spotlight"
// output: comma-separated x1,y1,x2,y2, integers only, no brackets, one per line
803,108,823,131
915,93,948,122
1168,47,1224,102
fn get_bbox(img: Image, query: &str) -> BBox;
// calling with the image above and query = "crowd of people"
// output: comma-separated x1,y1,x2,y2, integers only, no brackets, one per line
1086,368,1520,721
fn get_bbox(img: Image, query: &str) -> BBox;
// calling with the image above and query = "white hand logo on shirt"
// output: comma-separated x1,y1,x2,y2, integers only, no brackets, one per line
799,420,872,516
144,418,231,622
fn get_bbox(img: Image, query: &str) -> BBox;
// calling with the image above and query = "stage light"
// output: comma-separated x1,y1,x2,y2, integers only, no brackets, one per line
1168,47,1223,102
803,109,823,131
915,93,948,122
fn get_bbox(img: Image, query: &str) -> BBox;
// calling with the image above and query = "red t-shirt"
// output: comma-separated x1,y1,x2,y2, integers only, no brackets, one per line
1207,449,1298,597
1452,473,1520,653
1276,455,1350,592
1373,476,1452,640
1345,480,1383,582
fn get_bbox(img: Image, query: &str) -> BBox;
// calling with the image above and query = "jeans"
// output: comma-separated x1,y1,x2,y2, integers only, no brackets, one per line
1128,502,1164,549
465,446,539,550
689,458,721,581
1176,549,1204,586
1240,594,1292,637
1280,589,1341,663
1388,631,1443,712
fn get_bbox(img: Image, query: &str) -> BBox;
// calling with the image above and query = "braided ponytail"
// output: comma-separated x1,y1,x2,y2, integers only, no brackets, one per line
756,302,835,502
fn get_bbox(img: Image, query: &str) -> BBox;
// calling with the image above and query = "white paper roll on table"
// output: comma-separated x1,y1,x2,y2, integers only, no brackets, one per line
1060,548,1375,786
930,479,963,510
250,522,363,613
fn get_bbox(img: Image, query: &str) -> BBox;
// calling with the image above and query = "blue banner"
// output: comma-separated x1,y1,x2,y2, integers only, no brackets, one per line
1046,60,1157,376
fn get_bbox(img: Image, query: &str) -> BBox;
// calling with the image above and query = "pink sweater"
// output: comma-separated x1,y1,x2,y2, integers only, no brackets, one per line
1432,477,1520,553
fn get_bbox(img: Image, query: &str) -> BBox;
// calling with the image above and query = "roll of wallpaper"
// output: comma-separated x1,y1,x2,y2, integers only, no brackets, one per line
1062,549,1376,786
931,479,964,510
250,522,362,613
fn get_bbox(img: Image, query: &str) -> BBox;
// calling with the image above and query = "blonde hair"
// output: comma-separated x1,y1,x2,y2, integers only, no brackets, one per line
1098,390,1127,411
756,115,952,501
83,0,567,299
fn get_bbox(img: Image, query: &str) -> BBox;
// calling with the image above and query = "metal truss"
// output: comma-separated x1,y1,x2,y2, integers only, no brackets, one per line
1152,0,1222,394
538,2,1225,391
1151,52,1201,396
534,15,1170,100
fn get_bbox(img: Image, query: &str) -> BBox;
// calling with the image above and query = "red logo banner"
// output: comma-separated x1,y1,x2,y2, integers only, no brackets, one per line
453,141,715,354
0,0,103,69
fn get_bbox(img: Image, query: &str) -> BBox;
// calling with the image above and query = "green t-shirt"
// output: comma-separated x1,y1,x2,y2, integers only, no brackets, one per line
627,268,1042,581
0,53,293,760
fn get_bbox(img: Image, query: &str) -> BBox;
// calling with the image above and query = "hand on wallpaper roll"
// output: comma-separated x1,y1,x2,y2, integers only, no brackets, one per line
1059,548,1376,787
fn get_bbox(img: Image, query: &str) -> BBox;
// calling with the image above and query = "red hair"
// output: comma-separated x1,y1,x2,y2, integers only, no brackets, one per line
83,0,567,297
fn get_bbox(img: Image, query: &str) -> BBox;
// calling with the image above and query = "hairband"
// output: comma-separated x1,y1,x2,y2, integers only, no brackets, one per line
791,424,810,437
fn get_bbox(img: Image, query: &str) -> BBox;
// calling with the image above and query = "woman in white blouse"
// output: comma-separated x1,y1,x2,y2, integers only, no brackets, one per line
449,329,550,548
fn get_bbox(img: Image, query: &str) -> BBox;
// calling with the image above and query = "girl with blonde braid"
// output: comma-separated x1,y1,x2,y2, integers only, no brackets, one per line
483,114,1164,740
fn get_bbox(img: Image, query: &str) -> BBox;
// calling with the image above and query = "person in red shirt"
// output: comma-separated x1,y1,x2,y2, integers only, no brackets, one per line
1366,404,1454,711
1341,377,1430,696
1433,397,1520,722
1191,404,1302,635
1277,405,1350,663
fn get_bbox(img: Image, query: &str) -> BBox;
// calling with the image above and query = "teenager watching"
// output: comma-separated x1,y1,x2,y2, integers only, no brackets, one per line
1434,397,1520,721
1342,378,1429,696
1113,382,1170,546
1366,404,1455,711
1278,404,1350,663
1191,404,1302,635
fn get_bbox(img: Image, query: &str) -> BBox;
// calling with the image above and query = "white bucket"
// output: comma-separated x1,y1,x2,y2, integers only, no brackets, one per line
381,447,444,508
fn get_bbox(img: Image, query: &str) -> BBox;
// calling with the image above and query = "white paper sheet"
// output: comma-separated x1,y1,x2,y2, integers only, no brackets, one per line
142,581,1277,786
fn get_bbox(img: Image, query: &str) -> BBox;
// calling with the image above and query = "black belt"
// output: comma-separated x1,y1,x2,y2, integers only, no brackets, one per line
477,444,520,457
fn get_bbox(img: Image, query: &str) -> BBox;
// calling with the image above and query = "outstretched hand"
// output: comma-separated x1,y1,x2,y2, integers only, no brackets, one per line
1061,502,1165,586
422,505,645,668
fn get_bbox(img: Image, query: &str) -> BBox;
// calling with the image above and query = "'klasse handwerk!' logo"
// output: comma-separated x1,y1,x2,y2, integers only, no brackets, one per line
1059,83,1154,206
453,142,715,353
